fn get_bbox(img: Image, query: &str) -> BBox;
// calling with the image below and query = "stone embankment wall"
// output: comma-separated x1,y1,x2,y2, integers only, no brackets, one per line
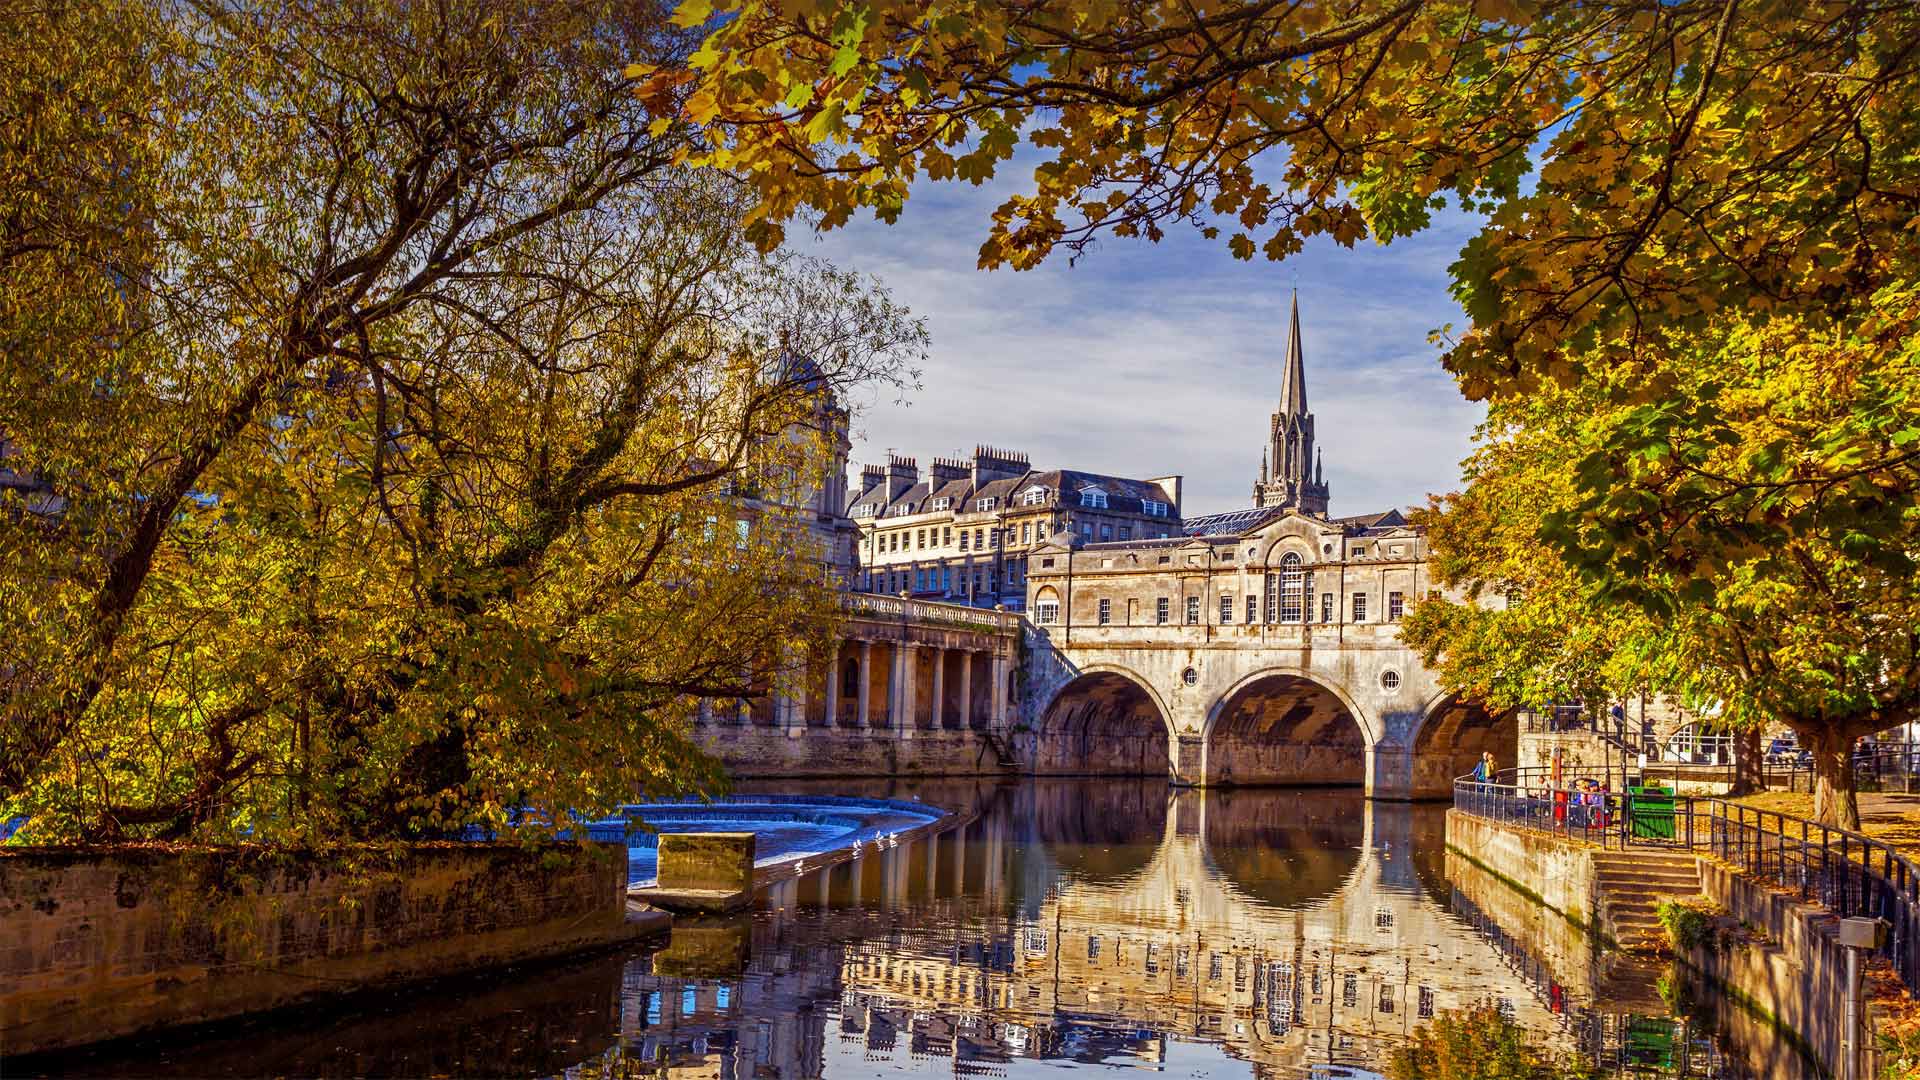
699,727,1010,778
1,842,647,1057
1445,809,1879,1078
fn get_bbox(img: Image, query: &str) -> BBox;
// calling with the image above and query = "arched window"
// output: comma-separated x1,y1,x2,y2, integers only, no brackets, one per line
1265,551,1309,623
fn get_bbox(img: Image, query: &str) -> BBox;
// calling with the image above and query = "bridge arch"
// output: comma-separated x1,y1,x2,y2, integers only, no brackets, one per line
1200,668,1373,787
1406,691,1519,798
1031,663,1175,777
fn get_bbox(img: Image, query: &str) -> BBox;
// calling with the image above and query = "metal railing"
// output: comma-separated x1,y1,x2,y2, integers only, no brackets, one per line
1455,767,1920,995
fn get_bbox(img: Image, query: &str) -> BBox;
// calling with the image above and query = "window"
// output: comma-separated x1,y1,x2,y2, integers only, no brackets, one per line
1005,564,1018,586
1020,523,1031,543
1220,549,1233,562
1036,521,1049,538
977,497,998,512
1343,973,1358,1009
959,531,969,551
931,497,951,511
1353,544,1367,557
914,568,925,590
974,528,985,548
1388,591,1405,621
1186,596,1200,624
1246,596,1258,623
1088,936,1102,961
1080,488,1108,508
1321,593,1333,622
1418,986,1435,1019
1156,597,1170,624
1041,557,1055,568
989,529,1000,548
1080,522,1093,539
1100,524,1112,541
1141,498,1168,517
1118,526,1131,540
1269,552,1307,623
1182,666,1198,685
943,567,953,591
1037,601,1059,624
1098,599,1112,625
1019,487,1047,507
1379,984,1395,1014
943,526,952,546
1381,670,1401,691
735,519,750,548
1220,595,1234,623
1353,592,1369,622
916,528,926,549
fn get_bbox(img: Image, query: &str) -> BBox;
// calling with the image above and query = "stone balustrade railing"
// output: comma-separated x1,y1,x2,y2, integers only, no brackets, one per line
842,592,1022,635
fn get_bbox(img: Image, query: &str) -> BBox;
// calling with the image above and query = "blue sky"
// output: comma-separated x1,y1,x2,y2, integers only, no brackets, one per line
807,173,1487,518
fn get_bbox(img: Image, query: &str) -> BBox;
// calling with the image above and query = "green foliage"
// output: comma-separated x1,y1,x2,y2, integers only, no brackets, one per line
1389,1002,1597,1080
0,1,925,845
1657,900,1717,955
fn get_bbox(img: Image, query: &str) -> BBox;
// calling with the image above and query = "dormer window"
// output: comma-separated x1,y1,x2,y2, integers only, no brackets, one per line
1080,488,1108,509
977,496,998,512
1019,487,1048,507
931,497,951,511
1141,499,1168,517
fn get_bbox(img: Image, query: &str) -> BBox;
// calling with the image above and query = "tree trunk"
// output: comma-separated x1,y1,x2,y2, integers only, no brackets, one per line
1727,727,1763,796
1806,726,1861,831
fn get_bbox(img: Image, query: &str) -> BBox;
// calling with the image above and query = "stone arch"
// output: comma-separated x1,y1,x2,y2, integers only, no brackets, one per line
1201,668,1373,787
1406,691,1519,799
1031,664,1175,777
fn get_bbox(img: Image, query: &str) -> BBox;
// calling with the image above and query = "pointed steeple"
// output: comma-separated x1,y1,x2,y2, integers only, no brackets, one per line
1277,288,1308,418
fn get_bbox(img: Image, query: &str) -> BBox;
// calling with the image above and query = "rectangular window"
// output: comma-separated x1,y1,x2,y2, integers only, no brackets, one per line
1246,596,1258,623
931,497,950,511
1088,936,1101,961
1020,523,1031,543
1141,499,1167,517
1343,973,1358,1009
1118,526,1131,540
943,527,952,546
1321,593,1333,622
1037,601,1059,624
1098,598,1112,625
1156,598,1170,624
943,567,953,591
1379,984,1395,1014
1100,524,1112,541
977,497,998,512
989,529,1000,548
1080,490,1108,508
1080,522,1093,539
959,531,969,551
1353,593,1369,622
1388,591,1406,621
1220,595,1234,623
1418,986,1435,1019
1185,596,1200,625
916,528,926,549
914,569,924,591
974,528,985,548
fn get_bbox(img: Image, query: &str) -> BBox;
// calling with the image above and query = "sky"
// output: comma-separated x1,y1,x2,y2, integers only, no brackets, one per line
805,170,1488,519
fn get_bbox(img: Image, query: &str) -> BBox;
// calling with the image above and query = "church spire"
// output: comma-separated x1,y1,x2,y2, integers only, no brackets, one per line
1252,288,1330,516
1277,288,1308,418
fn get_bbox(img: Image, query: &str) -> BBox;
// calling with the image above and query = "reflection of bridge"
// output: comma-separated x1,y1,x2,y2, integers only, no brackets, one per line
603,784,1591,1080
1018,512,1516,799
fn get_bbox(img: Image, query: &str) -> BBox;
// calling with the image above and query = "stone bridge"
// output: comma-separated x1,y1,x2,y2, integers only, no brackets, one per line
1013,514,1517,800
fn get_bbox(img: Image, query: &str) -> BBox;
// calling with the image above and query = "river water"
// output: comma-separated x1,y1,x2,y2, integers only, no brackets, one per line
28,780,1777,1079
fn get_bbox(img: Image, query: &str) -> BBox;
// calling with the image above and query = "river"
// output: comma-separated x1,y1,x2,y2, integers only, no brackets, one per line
27,780,1767,1079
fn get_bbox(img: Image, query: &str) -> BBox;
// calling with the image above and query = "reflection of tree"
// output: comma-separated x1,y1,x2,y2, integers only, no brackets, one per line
1391,1003,1597,1080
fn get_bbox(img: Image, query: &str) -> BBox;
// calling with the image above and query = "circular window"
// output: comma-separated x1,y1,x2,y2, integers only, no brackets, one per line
1182,667,1199,686
1380,670,1402,691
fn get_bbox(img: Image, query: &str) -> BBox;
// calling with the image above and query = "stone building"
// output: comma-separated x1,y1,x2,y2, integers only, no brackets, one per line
848,447,1183,612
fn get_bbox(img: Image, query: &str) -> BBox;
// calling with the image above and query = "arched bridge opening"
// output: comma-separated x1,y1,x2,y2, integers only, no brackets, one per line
1032,670,1172,778
1410,695,1519,799
1205,673,1367,788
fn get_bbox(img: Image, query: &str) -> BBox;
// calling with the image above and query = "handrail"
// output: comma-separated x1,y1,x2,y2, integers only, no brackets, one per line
1454,768,1920,996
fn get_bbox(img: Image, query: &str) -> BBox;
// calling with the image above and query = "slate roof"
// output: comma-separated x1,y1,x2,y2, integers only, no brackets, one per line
1331,509,1409,532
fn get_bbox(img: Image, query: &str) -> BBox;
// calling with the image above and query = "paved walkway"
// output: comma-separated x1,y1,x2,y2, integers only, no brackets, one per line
1733,790,1920,852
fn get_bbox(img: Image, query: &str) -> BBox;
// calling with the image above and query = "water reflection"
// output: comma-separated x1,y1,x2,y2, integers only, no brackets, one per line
23,781,1765,1080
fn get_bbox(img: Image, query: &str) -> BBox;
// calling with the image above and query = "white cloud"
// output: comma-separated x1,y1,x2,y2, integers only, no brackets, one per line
807,176,1485,517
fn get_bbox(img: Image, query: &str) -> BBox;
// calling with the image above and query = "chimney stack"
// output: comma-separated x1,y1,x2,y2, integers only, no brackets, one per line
885,454,919,502
970,445,1030,489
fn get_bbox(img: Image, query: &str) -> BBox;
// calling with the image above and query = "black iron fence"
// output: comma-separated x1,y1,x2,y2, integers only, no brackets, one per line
1454,768,1920,995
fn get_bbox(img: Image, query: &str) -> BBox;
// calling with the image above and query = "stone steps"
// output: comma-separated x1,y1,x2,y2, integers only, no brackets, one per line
1593,851,1703,950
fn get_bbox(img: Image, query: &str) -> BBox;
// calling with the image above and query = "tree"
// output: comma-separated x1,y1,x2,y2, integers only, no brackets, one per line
1406,296,1920,828
0,1,924,844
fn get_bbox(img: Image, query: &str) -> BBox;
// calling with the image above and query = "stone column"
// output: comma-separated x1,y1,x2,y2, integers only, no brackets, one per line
822,641,840,730
819,866,832,908
784,647,808,738
895,643,918,740
989,653,1009,730
958,652,974,731
930,646,946,731
856,640,873,729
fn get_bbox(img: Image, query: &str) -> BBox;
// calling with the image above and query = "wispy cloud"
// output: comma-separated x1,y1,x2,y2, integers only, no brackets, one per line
806,175,1485,517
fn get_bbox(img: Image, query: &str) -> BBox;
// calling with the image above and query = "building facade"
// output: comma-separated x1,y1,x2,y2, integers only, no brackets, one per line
848,447,1183,612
